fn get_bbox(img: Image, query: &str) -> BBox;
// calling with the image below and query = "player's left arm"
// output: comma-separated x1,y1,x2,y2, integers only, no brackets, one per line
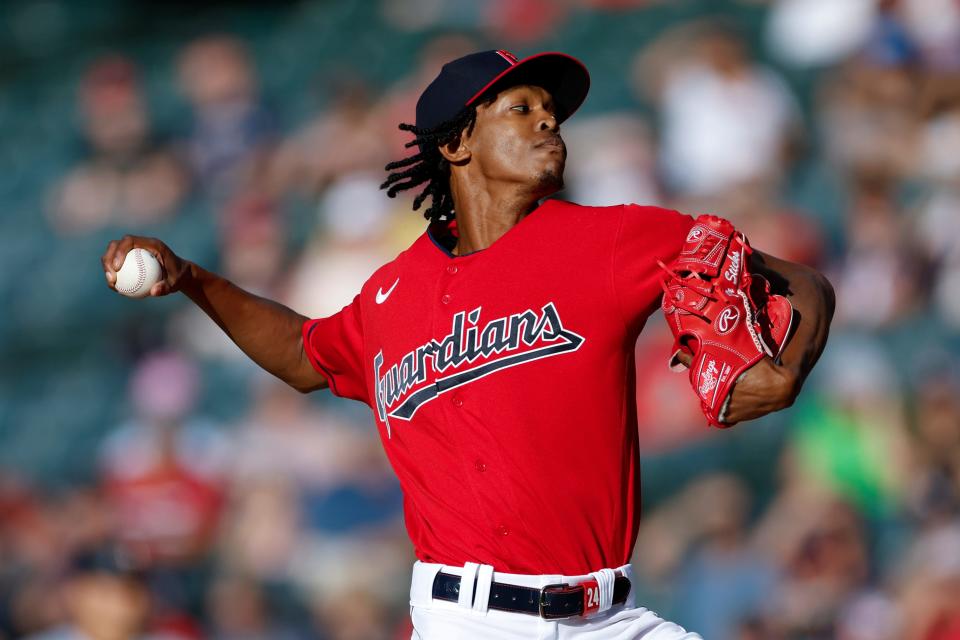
723,250,836,423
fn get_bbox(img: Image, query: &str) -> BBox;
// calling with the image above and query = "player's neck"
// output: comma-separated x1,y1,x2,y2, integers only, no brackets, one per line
449,182,539,256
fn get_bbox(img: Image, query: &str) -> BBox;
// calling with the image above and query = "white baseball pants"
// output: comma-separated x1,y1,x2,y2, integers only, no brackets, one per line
409,561,702,639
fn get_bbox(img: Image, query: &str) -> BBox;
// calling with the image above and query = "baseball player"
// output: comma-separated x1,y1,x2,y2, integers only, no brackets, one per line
102,50,834,639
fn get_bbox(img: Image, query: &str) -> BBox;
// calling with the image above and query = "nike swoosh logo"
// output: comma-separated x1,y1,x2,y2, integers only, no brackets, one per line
376,278,399,304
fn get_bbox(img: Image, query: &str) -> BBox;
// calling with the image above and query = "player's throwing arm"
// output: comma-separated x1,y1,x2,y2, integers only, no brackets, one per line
101,235,328,393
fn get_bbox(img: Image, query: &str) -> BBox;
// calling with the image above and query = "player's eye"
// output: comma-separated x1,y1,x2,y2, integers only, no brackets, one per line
510,104,530,113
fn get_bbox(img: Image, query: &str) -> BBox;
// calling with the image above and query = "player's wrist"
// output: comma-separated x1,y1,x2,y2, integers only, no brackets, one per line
772,361,801,408
178,261,203,296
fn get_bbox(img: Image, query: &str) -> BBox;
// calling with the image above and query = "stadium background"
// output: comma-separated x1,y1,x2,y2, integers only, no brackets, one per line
1,0,959,638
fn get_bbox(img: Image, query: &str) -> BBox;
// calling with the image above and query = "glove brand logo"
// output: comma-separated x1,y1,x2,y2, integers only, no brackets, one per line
372,302,585,437
699,359,720,399
724,250,741,283
715,306,740,334
686,227,704,242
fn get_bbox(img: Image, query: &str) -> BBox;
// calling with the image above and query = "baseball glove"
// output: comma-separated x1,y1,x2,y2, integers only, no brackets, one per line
659,215,794,428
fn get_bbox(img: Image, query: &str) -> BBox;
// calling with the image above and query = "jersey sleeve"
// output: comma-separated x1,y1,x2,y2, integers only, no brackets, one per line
302,295,369,405
612,204,695,329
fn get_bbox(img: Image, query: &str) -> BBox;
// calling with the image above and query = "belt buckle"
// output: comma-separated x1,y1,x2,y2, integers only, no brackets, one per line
539,582,582,620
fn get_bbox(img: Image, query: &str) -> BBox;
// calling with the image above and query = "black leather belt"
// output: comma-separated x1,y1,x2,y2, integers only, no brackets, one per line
431,571,631,619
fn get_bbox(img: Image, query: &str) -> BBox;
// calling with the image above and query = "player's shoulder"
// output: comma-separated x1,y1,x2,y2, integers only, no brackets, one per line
546,198,692,229
543,198,622,216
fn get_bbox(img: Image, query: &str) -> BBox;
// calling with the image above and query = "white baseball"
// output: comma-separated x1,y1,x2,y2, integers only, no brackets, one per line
114,248,163,298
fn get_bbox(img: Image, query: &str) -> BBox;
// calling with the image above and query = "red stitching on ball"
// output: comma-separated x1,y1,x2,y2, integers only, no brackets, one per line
118,250,147,294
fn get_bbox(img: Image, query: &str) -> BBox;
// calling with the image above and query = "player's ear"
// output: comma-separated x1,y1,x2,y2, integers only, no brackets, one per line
439,128,471,164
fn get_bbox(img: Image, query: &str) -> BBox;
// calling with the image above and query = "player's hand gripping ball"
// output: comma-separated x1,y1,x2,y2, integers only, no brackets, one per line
113,248,163,298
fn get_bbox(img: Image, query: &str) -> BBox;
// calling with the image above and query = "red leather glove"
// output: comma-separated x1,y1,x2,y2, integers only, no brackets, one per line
660,215,794,428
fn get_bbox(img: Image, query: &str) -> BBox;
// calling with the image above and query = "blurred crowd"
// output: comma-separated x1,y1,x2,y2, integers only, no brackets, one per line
2,0,960,638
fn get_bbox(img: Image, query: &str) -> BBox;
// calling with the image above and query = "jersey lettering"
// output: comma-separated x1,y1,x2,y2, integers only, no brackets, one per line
373,302,585,437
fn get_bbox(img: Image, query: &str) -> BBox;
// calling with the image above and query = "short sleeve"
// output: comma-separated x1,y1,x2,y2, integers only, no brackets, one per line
612,205,695,329
302,294,369,405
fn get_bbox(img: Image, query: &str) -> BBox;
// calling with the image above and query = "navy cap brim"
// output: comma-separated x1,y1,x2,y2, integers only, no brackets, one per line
464,52,590,124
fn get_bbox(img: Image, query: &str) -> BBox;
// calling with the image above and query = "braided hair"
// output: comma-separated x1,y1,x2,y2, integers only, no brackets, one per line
380,103,485,223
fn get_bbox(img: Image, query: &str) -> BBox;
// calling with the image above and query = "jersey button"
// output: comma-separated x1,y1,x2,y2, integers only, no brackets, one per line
441,294,451,305
497,525,510,537
474,461,486,472
446,264,458,275
451,394,463,408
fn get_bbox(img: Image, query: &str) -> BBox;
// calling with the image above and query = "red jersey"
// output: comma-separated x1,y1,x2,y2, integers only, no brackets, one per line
303,199,693,575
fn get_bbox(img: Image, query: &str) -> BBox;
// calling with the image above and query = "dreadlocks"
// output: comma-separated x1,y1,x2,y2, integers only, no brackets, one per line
380,104,482,223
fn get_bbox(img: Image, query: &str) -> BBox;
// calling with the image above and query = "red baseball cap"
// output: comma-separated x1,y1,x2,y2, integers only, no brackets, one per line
415,49,590,132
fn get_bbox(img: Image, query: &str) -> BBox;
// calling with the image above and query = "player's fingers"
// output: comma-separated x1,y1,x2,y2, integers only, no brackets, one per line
110,235,137,271
150,281,169,297
676,350,693,367
101,239,120,270
101,239,120,288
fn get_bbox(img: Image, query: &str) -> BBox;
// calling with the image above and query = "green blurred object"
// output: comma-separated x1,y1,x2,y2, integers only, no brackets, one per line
791,399,903,518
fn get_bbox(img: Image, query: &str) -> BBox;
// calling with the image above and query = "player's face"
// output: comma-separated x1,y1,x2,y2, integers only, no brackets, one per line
465,84,566,197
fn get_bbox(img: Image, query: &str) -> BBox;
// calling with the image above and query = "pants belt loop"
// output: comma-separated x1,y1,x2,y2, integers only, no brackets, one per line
458,562,480,610
472,564,494,614
589,568,617,614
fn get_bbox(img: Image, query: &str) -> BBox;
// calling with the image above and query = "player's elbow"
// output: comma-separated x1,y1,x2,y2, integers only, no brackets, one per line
815,271,836,319
284,347,330,394
289,376,329,394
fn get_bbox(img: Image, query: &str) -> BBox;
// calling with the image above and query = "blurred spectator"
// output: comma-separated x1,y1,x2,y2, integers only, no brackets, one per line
832,169,928,328
562,113,662,207
218,192,286,295
205,573,306,640
897,524,960,640
47,56,188,236
914,77,960,327
282,174,398,318
765,499,871,639
637,21,799,197
782,337,910,519
765,0,876,68
219,378,335,581
905,369,960,529
311,587,394,640
99,351,231,567
219,375,404,602
23,546,159,640
896,0,960,71
817,57,920,181
670,475,779,640
836,591,902,640
177,35,275,199
269,76,387,199
481,0,569,45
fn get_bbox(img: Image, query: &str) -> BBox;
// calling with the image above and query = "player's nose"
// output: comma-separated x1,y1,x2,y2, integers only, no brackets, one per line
537,111,558,132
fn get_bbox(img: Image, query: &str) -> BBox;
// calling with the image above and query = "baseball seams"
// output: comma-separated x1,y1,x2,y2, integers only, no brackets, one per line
117,249,147,295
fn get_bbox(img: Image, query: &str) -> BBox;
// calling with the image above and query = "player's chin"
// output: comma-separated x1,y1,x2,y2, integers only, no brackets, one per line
534,166,564,194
